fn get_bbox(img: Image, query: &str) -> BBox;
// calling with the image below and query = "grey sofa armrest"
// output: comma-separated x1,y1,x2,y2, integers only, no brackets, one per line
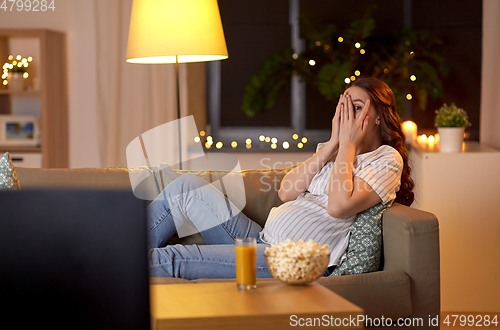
382,203,440,322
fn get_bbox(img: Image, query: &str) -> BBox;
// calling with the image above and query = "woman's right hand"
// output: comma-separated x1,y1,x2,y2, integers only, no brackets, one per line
329,93,344,146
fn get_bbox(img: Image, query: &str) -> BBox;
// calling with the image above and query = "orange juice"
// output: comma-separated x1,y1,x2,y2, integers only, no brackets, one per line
235,238,257,289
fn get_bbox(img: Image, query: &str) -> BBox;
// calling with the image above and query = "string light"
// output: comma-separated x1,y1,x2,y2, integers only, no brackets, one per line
231,141,237,148
271,143,277,149
245,138,252,144
354,70,361,76
265,137,271,143
199,130,206,136
338,37,344,42
298,143,304,148
292,133,298,140
309,59,316,66
360,49,366,54
271,137,278,144
301,137,308,143
216,142,223,149
283,141,290,149
410,75,417,81
194,136,200,143
259,135,265,141
355,42,361,49
406,93,413,100
246,144,252,149
344,77,350,84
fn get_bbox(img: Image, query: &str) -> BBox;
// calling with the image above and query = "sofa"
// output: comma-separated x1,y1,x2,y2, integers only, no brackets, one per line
16,165,440,328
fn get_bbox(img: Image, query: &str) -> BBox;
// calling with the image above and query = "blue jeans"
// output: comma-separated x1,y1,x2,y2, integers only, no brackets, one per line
147,174,273,279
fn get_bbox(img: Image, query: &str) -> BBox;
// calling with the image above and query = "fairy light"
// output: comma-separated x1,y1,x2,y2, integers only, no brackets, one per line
354,70,361,76
246,144,252,149
231,141,237,148
205,142,211,149
265,136,271,143
194,136,200,143
271,143,277,149
259,135,265,141
271,137,278,144
338,37,344,42
199,130,206,137
283,141,290,149
406,93,413,100
344,77,350,84
428,135,435,143
292,133,299,140
301,137,308,143
350,75,356,81
309,59,316,66
315,41,321,46
355,42,361,49
298,142,304,148
245,138,252,145
410,75,417,82
216,141,223,149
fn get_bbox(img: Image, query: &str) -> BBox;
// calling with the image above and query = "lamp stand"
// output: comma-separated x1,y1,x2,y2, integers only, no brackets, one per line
175,56,183,170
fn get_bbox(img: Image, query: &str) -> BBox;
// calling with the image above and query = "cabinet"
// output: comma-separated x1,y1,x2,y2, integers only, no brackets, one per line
0,29,68,168
409,142,500,312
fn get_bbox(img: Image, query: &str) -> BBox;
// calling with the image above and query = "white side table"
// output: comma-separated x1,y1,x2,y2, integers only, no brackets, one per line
409,142,500,313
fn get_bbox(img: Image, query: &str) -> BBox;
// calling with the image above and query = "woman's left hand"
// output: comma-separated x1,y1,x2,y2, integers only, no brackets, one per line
338,94,370,148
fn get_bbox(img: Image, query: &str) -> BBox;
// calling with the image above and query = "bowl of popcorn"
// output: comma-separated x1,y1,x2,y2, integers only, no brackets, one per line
265,239,330,285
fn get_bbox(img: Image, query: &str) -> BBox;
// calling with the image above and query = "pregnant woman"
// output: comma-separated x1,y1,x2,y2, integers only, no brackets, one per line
148,77,414,279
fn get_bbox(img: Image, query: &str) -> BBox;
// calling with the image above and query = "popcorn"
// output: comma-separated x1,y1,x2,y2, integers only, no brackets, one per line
265,239,330,284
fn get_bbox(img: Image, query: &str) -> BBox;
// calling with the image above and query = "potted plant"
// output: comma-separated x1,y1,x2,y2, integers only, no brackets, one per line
434,103,471,152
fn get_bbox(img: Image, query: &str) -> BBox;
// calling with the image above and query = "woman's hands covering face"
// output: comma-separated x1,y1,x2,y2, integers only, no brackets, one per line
337,92,370,148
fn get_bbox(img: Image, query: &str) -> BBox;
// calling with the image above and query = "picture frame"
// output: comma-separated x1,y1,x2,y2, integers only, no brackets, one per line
0,115,41,147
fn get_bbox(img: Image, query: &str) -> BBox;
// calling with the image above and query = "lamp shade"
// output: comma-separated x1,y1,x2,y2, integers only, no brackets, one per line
126,0,228,64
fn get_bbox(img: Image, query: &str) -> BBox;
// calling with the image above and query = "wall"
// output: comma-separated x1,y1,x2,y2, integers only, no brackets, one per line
0,0,100,168
480,0,500,149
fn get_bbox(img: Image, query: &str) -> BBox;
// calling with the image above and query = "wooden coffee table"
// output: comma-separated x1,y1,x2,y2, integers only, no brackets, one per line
150,279,363,330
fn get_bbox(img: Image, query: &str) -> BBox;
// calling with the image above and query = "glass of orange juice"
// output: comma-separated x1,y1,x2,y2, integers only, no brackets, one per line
235,237,257,290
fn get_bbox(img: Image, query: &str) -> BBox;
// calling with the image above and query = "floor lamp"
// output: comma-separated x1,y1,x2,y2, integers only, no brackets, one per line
126,0,228,170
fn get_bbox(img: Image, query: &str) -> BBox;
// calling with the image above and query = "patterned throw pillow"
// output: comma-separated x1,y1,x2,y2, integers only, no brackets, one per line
329,202,391,276
0,152,21,190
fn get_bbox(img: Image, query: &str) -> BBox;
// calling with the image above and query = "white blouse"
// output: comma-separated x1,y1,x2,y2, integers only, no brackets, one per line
259,144,403,267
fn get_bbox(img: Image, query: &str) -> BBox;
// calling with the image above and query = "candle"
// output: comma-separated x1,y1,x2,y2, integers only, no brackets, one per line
402,121,417,145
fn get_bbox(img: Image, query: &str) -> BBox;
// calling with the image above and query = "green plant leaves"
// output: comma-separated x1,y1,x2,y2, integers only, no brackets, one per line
240,9,448,118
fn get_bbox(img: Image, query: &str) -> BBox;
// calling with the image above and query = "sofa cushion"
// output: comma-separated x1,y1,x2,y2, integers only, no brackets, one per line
318,270,412,319
330,202,390,276
16,167,132,190
0,152,21,190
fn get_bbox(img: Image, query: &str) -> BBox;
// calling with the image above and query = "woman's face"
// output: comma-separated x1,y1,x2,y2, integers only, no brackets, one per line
344,85,381,143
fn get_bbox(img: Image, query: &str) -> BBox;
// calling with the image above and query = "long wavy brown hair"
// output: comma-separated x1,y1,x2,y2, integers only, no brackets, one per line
346,77,415,206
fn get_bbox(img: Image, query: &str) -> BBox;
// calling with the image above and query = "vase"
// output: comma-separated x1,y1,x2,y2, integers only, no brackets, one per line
7,72,25,91
438,127,465,153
